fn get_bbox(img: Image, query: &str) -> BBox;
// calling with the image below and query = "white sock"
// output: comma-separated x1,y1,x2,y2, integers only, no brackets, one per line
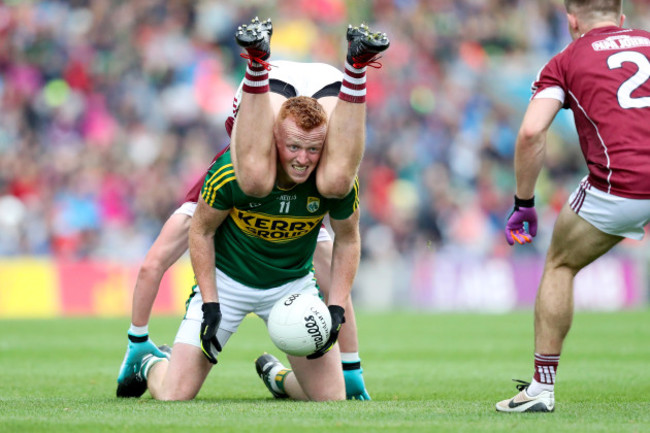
129,324,148,335
267,364,289,395
142,356,164,380
341,352,360,363
526,378,554,397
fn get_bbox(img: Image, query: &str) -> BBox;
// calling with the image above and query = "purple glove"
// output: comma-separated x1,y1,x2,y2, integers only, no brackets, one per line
505,196,537,245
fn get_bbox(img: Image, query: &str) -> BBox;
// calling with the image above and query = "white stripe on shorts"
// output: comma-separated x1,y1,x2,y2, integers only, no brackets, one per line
568,176,650,240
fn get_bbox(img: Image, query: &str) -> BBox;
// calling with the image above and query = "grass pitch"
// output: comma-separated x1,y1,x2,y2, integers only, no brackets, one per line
1,311,648,432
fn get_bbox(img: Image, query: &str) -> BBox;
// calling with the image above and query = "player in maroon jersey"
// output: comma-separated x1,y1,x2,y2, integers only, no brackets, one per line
497,0,650,413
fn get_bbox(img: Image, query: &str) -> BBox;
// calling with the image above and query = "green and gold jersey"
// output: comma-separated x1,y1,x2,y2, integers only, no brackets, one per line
200,151,359,289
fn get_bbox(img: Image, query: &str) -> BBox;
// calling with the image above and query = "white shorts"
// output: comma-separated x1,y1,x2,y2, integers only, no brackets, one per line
268,60,342,97
174,268,320,355
232,60,342,110
172,202,332,242
569,176,650,240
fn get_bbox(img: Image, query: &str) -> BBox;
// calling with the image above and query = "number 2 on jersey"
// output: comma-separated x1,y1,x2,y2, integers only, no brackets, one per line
607,51,650,109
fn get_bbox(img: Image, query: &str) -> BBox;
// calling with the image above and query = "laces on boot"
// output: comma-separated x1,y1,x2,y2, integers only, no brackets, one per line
239,52,273,71
512,379,531,392
351,55,383,69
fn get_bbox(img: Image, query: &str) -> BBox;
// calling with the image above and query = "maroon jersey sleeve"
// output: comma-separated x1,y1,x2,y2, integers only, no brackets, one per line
531,50,570,108
532,27,650,198
182,146,230,203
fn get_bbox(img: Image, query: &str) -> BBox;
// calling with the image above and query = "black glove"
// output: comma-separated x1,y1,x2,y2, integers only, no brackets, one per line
200,302,222,364
307,305,345,360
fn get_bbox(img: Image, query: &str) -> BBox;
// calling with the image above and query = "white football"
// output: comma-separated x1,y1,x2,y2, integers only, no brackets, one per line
267,293,332,356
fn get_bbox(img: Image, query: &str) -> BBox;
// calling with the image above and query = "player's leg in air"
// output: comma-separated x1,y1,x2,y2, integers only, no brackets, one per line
255,235,371,400
230,17,277,197
317,24,389,198
231,17,389,199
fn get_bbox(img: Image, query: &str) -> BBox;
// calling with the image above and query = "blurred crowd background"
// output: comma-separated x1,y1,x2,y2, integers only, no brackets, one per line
1,0,649,264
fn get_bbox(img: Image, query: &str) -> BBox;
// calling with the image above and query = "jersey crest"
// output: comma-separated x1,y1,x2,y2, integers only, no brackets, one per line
306,197,320,213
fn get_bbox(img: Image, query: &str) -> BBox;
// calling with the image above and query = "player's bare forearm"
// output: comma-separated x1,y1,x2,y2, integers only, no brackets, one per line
514,131,546,200
131,284,158,327
189,231,217,302
189,199,229,303
328,211,361,307
313,240,333,301
131,214,192,326
131,253,166,326
329,245,359,307
514,98,562,199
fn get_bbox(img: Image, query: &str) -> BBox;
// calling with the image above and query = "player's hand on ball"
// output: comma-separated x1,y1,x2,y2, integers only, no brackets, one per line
200,302,222,364
117,332,169,383
307,305,345,359
343,362,371,400
505,195,537,245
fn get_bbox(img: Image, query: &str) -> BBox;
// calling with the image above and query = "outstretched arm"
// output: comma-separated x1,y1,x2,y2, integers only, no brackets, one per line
131,213,192,327
116,212,190,396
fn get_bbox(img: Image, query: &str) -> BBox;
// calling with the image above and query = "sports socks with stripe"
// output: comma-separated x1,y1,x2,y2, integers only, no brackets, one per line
338,62,367,103
527,352,559,396
142,355,165,380
267,364,291,396
242,62,270,94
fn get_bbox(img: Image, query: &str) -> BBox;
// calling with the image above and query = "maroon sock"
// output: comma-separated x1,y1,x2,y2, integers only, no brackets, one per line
533,353,560,385
338,61,366,103
242,62,269,94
